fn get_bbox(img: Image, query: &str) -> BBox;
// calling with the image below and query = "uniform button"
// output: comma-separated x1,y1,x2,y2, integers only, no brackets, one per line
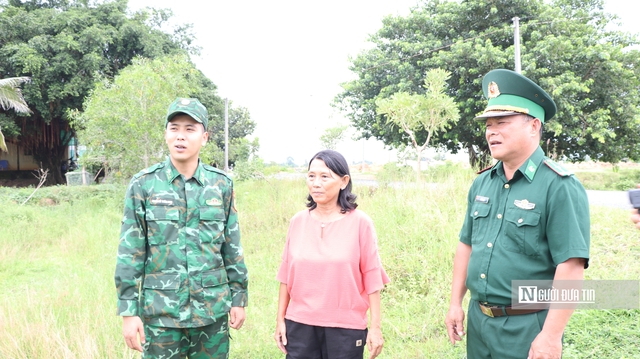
487,242,493,248
518,218,523,224
497,214,502,219
474,211,478,216
480,273,486,279
504,184,510,189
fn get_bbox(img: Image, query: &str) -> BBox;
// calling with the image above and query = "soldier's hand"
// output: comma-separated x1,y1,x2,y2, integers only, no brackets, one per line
444,305,466,345
229,306,246,330
122,316,145,353
274,320,288,354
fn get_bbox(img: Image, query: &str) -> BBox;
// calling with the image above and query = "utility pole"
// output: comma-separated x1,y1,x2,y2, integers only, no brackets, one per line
513,17,521,73
224,98,229,172
361,138,365,173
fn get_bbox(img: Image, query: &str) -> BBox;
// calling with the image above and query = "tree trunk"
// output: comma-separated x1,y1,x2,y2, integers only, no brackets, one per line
467,144,493,171
34,142,66,185
415,148,422,182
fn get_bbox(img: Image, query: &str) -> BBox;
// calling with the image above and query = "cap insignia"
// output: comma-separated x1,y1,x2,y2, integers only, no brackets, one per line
487,81,500,99
181,99,190,105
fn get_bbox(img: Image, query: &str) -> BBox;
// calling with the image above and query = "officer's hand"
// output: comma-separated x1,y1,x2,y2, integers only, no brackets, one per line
444,305,465,344
366,325,384,358
274,319,288,354
122,316,145,353
528,331,562,359
229,306,246,330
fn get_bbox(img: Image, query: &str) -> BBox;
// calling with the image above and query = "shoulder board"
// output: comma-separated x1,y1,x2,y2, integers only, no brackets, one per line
203,164,231,178
476,165,493,175
132,162,164,179
543,159,572,177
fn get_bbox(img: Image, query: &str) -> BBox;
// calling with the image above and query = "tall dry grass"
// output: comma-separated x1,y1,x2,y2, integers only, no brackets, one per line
0,164,638,358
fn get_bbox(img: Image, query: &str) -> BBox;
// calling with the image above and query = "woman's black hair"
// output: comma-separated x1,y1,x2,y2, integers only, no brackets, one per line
306,149,358,213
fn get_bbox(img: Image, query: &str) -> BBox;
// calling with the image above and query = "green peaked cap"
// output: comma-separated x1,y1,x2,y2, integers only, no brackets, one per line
475,69,557,123
165,98,209,129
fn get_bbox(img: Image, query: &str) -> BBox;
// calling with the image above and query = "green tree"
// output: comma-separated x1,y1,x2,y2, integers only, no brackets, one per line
0,0,196,183
0,76,31,152
319,125,349,150
376,69,459,178
336,0,640,168
72,55,257,182
71,55,197,181
203,105,257,168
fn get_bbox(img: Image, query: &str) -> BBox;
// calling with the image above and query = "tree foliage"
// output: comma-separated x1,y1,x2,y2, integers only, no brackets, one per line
319,125,349,150
0,76,31,152
376,68,459,176
72,55,257,182
336,0,640,167
203,104,257,168
71,55,196,180
0,0,196,183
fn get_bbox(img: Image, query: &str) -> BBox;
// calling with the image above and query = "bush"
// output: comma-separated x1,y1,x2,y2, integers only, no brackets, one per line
575,169,640,191
376,162,414,186
232,158,265,182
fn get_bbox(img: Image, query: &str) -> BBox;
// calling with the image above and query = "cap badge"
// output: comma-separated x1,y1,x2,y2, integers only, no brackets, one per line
487,81,500,99
181,99,190,105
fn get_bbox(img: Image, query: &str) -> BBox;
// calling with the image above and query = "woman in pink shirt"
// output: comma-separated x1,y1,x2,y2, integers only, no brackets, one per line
274,150,390,359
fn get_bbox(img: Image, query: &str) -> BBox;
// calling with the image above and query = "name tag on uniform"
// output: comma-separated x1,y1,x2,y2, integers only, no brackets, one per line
514,199,535,210
475,195,489,203
150,197,174,206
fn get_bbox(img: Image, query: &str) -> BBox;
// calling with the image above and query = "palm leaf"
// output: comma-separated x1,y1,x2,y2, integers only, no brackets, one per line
0,76,32,114
0,126,7,152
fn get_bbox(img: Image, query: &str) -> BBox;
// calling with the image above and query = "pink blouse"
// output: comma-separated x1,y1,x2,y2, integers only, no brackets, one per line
276,209,390,330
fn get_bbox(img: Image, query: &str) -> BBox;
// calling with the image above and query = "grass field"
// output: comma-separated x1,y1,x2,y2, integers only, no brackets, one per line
0,165,638,358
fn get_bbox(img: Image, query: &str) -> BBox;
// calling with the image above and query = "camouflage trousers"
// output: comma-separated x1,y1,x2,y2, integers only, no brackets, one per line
142,320,229,359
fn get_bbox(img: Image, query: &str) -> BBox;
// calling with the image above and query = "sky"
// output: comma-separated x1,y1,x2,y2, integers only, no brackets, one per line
126,0,639,166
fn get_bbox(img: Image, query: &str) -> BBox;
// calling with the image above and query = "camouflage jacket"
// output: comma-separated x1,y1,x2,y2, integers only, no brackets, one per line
114,157,248,328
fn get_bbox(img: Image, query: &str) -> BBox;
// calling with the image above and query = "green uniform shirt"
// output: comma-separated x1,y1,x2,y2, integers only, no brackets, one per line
459,147,590,305
115,157,248,328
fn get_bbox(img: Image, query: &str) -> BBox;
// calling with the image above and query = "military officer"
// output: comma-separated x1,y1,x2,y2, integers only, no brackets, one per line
115,98,248,358
444,69,590,359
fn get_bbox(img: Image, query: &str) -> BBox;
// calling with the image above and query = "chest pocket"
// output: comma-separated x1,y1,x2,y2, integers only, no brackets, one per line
146,206,180,245
470,203,491,244
199,206,226,243
503,207,541,256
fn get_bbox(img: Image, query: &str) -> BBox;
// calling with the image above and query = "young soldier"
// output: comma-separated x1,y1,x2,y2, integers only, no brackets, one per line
445,70,590,359
115,98,248,358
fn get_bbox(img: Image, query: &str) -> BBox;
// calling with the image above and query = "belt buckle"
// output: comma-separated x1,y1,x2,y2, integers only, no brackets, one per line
479,303,494,317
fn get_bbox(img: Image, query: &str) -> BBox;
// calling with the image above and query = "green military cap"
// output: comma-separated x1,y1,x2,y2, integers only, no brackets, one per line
165,98,209,129
475,69,556,123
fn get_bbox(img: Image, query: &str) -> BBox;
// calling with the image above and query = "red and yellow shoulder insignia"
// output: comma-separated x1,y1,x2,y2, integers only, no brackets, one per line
477,165,493,174
543,159,572,177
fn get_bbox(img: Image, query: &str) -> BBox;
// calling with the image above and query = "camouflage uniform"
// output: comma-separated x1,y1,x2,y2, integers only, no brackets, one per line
115,156,248,357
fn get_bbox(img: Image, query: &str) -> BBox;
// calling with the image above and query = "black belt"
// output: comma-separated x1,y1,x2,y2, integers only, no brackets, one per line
478,302,544,318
